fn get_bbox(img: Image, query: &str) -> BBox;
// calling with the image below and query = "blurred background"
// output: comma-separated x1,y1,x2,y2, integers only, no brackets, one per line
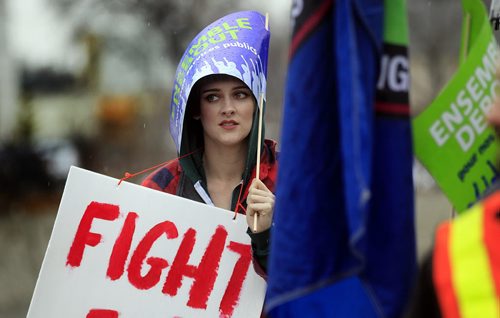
0,0,492,316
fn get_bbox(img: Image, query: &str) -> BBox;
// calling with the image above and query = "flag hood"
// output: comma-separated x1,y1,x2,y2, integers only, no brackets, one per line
169,10,270,153
169,11,271,188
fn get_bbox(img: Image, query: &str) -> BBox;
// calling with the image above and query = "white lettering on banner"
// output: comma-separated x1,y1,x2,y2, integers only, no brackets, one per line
428,41,499,152
430,121,449,146
377,54,409,92
456,125,475,151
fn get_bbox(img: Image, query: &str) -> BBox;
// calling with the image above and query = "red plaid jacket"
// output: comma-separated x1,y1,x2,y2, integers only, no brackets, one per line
142,139,278,206
141,139,278,279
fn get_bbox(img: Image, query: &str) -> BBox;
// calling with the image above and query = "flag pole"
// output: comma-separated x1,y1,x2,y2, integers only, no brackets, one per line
254,92,265,232
253,12,269,232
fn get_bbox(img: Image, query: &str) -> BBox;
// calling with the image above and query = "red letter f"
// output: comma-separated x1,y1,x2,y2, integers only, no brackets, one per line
66,201,120,267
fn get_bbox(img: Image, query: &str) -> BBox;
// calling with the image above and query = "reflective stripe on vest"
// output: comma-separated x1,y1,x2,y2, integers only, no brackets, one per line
433,192,500,318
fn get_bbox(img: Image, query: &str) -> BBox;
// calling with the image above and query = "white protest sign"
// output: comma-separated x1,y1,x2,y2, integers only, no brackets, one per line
27,166,266,318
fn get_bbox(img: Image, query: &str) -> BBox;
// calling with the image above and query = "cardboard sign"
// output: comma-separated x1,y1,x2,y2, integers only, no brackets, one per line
27,167,266,318
413,0,500,213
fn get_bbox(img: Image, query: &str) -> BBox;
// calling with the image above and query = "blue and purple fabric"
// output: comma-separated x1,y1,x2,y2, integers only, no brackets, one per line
169,11,270,153
266,0,416,317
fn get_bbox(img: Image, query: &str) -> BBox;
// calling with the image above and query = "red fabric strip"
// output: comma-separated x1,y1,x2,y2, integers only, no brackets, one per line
374,102,410,116
119,149,200,185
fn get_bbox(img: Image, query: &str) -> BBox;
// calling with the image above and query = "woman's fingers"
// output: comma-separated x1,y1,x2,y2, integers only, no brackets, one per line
245,178,275,233
249,188,270,196
252,178,271,191
249,188,274,197
247,192,274,204
247,181,275,203
248,202,273,214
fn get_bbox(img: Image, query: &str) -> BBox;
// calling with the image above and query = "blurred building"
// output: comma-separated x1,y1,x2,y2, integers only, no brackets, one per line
0,1,290,315
0,0,18,141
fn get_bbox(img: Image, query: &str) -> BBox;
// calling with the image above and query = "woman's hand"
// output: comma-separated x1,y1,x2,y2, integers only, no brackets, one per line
246,178,275,233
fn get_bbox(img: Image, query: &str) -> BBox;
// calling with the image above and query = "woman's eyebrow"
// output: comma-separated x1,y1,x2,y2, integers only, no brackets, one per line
201,88,221,94
233,85,250,91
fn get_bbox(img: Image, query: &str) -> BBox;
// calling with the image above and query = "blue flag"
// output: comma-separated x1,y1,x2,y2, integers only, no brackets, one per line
265,0,416,317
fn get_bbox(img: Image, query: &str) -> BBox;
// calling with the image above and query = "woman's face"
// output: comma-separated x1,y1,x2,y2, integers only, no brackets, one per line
198,76,255,148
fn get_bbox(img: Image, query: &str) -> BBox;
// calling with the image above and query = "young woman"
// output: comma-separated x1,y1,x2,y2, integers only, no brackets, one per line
142,74,277,275
142,11,277,277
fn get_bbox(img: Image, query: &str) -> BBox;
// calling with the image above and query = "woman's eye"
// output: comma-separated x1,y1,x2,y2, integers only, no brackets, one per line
234,91,249,99
205,94,219,102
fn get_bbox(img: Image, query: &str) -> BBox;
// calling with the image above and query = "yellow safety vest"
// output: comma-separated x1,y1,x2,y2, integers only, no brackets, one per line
433,191,500,318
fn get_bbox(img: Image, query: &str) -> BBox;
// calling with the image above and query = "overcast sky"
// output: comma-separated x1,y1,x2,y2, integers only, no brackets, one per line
6,0,84,70
5,0,291,72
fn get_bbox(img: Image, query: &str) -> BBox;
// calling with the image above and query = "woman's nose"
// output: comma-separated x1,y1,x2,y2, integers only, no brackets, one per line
221,99,236,116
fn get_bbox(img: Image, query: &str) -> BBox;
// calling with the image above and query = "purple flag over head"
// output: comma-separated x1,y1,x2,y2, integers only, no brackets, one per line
169,11,270,153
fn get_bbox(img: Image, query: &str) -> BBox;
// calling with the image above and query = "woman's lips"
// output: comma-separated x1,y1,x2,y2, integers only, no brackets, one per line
219,120,238,129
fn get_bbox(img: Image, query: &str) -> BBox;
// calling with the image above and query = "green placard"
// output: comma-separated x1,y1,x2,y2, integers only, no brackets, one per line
413,0,500,213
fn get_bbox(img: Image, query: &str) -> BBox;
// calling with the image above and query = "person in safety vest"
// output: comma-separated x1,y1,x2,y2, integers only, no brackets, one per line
406,76,500,318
